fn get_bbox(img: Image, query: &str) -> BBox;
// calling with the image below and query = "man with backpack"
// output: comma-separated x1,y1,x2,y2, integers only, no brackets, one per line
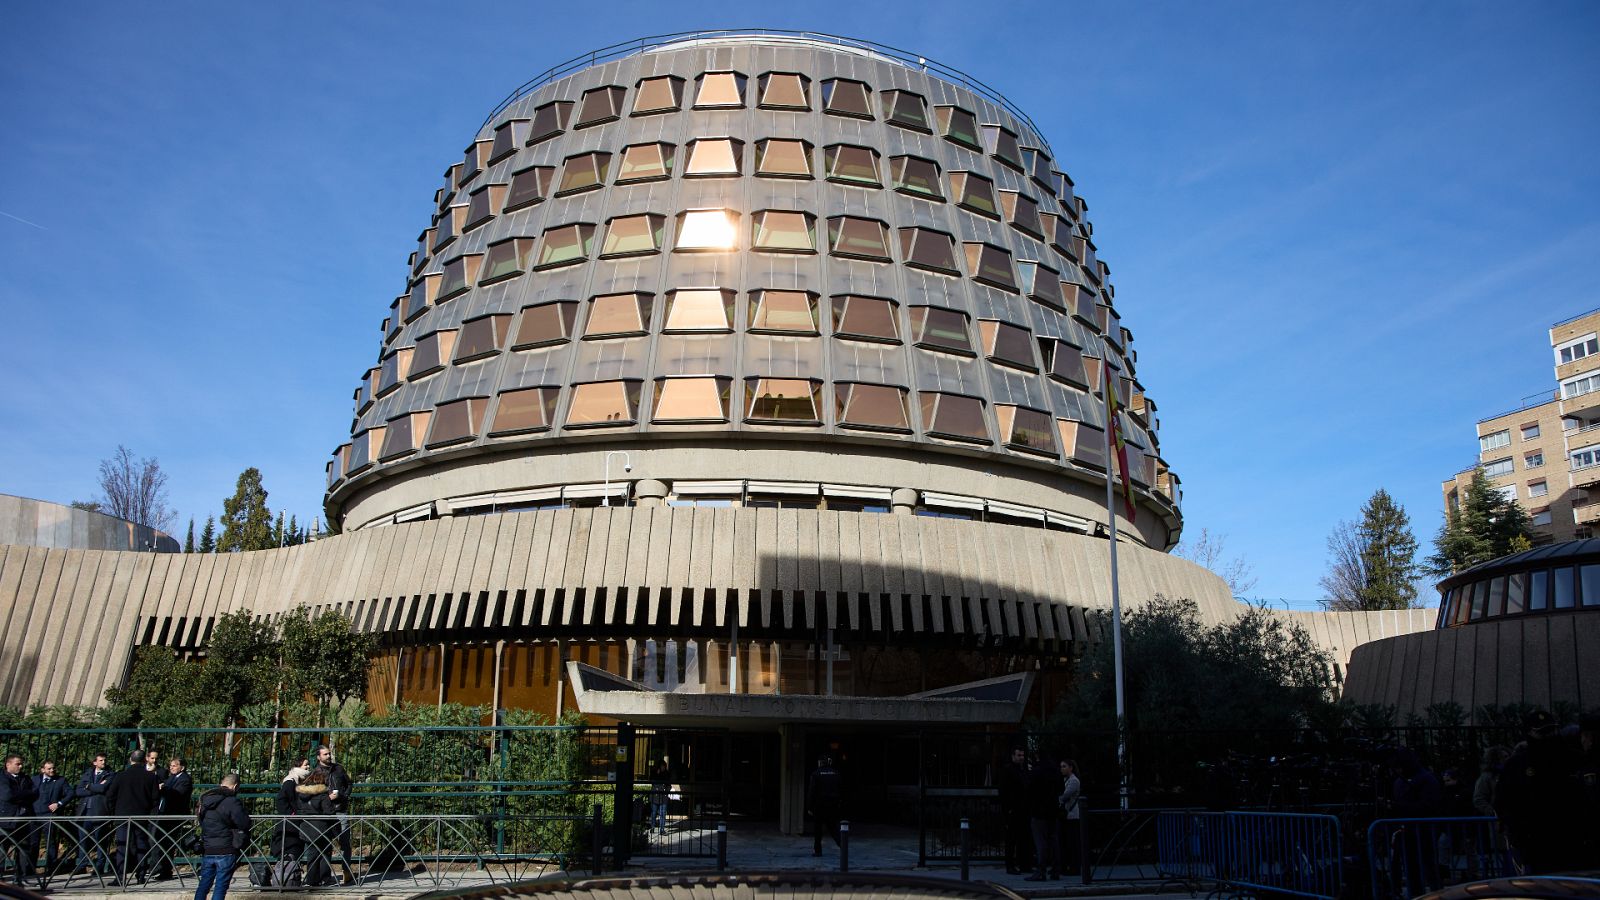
193,774,250,900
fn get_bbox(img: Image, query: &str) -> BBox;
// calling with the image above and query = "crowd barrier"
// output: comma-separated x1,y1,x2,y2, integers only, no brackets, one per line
1365,816,1510,900
1157,810,1342,900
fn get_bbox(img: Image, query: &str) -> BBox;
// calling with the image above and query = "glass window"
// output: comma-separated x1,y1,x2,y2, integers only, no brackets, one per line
481,237,536,284
754,139,812,178
881,89,930,131
824,144,881,187
1506,572,1527,615
827,216,891,261
1521,423,1540,440
432,207,460,251
758,72,809,110
346,431,375,473
1584,565,1600,606
489,120,521,164
694,71,747,108
935,105,980,149
653,376,732,422
490,386,561,435
745,378,822,423
997,404,1056,455
951,171,999,217
1531,509,1552,526
982,124,1024,169
526,100,573,145
437,253,483,301
454,314,513,362
835,383,910,432
1487,576,1507,617
965,243,1018,292
663,289,735,333
1480,429,1511,453
1553,566,1576,609
909,306,973,355
1482,457,1514,478
428,397,488,447
1001,191,1043,238
751,210,817,253
675,209,739,251
380,412,427,460
890,155,942,200
821,78,873,118
409,329,454,379
504,165,554,213
684,138,744,177
1019,262,1065,309
536,223,596,268
1468,580,1487,620
567,380,641,428
921,392,989,443
616,142,675,183
557,151,611,195
1557,334,1599,364
1042,339,1089,389
749,290,818,334
632,75,684,115
404,277,432,321
511,301,579,350
980,320,1037,370
600,213,665,258
465,184,500,231
584,292,653,338
832,295,900,343
377,349,409,395
899,227,960,274
1527,451,1545,468
1529,569,1549,611
576,85,625,128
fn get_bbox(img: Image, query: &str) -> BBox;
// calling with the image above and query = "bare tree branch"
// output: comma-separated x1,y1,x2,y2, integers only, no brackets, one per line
1319,519,1367,611
1174,526,1259,597
94,445,176,534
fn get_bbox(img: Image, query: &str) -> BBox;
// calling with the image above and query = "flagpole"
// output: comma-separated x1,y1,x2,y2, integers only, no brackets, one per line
1102,357,1130,812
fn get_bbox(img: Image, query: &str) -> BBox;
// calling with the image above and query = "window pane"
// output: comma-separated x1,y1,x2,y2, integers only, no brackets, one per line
410,331,446,378
750,290,818,334
585,293,651,338
1582,565,1600,607
981,320,1036,370
1002,191,1043,237
910,306,972,354
505,166,553,212
832,295,899,342
821,79,872,118
404,278,431,320
1020,262,1065,309
1506,572,1527,615
1530,569,1549,610
755,139,812,178
899,227,960,274
511,302,578,349
746,378,820,422
601,214,664,258
491,386,560,434
438,254,481,300
1468,580,1487,620
965,243,1018,291
982,124,1024,169
883,90,930,130
379,415,416,460
998,405,1055,454
836,383,909,431
827,216,891,261
825,144,881,186
1044,340,1089,387
922,392,988,442
664,289,734,332
617,143,674,183
752,211,816,252
568,381,639,427
758,72,809,110
1487,576,1507,617
558,152,611,195
936,106,980,148
482,237,534,283
891,156,942,199
455,314,512,361
465,187,494,231
1554,566,1575,608
527,101,573,145
537,224,595,268
576,85,625,128
676,210,738,251
653,377,730,422
633,76,683,115
695,72,746,108
429,397,486,446
489,121,519,164
685,138,742,176
952,171,999,217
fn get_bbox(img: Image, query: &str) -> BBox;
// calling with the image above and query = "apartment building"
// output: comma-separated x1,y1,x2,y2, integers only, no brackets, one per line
1443,309,1600,543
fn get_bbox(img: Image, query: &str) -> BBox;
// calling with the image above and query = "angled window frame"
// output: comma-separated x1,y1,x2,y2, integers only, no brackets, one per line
835,381,912,433
748,289,820,335
599,212,666,259
673,208,740,252
534,222,596,270
996,403,1058,457
889,154,944,200
950,170,1000,218
427,395,490,448
919,391,991,444
652,375,734,424
981,123,1025,170
632,75,685,116
525,100,574,146
454,313,514,363
662,287,736,334
582,291,654,340
979,319,1038,371
480,236,537,286
693,71,748,109
490,385,562,436
510,301,579,351
757,71,811,110
754,138,814,179
823,143,882,187
826,215,893,262
881,89,931,132
503,165,554,213
908,305,974,356
683,137,745,177
744,377,824,425
820,78,873,119
488,119,524,165
565,379,643,429
575,85,627,128
964,241,1019,292
898,226,961,276
750,209,818,254
830,294,901,344
615,142,676,184
556,150,613,196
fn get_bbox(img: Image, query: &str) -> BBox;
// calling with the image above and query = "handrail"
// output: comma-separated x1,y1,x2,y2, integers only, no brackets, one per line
477,29,1054,155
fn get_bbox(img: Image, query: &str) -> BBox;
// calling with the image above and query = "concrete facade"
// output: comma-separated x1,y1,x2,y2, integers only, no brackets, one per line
0,493,179,554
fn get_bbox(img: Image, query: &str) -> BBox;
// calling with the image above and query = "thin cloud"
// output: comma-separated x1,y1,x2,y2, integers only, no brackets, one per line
0,210,46,230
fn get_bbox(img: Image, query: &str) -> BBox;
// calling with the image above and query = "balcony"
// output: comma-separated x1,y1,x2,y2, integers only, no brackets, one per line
1561,389,1600,418
1576,503,1600,526
1573,463,1600,489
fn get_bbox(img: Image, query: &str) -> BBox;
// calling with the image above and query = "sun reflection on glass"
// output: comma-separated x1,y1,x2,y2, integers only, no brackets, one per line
677,209,738,250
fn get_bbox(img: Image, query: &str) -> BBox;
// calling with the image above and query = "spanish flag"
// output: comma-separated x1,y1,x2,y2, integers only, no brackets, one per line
1105,374,1137,524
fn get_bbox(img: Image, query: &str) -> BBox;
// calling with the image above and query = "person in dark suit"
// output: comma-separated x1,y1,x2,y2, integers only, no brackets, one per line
103,750,158,885
74,753,113,874
30,761,72,884
1,754,39,886
149,757,193,880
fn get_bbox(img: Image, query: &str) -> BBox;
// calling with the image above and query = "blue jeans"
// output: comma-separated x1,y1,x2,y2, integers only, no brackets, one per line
192,854,235,900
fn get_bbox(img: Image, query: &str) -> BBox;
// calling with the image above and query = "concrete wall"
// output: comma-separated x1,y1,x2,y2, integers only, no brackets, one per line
0,494,179,553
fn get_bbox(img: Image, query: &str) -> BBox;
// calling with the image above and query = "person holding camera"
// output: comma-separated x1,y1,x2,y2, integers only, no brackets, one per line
193,774,250,900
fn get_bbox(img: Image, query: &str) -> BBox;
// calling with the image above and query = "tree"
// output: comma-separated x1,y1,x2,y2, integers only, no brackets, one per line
1427,468,1535,575
1173,527,1258,597
272,511,286,548
198,610,281,724
91,446,176,533
70,500,103,513
184,518,196,554
218,468,274,552
280,606,379,725
1321,490,1421,610
198,516,217,553
104,646,206,725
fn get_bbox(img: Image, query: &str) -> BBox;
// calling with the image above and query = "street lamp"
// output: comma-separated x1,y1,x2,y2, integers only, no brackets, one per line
602,451,633,507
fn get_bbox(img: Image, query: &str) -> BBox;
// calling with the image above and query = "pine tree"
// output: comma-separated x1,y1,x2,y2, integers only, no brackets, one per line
1356,489,1419,609
286,514,300,547
184,518,196,554
272,511,286,548
218,468,274,552
1427,467,1533,575
198,516,216,553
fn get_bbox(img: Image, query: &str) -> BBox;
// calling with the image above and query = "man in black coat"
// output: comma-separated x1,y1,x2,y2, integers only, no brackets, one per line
194,774,251,900
998,747,1032,875
73,753,112,874
313,745,355,884
805,755,843,856
150,757,193,879
103,750,159,884
30,761,72,883
1,754,38,886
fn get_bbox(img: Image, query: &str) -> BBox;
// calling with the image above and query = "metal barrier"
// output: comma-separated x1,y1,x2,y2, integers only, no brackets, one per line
1366,817,1511,900
0,813,585,891
1157,810,1342,900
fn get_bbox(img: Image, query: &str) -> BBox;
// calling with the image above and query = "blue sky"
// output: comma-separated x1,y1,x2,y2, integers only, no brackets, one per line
2,2,1596,607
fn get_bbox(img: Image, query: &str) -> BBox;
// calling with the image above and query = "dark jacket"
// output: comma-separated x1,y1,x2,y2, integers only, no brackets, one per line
157,771,194,815
1,771,38,820
806,765,842,813
998,760,1028,816
75,766,112,817
103,763,159,816
1027,765,1065,819
313,762,350,812
32,773,72,816
196,787,251,856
